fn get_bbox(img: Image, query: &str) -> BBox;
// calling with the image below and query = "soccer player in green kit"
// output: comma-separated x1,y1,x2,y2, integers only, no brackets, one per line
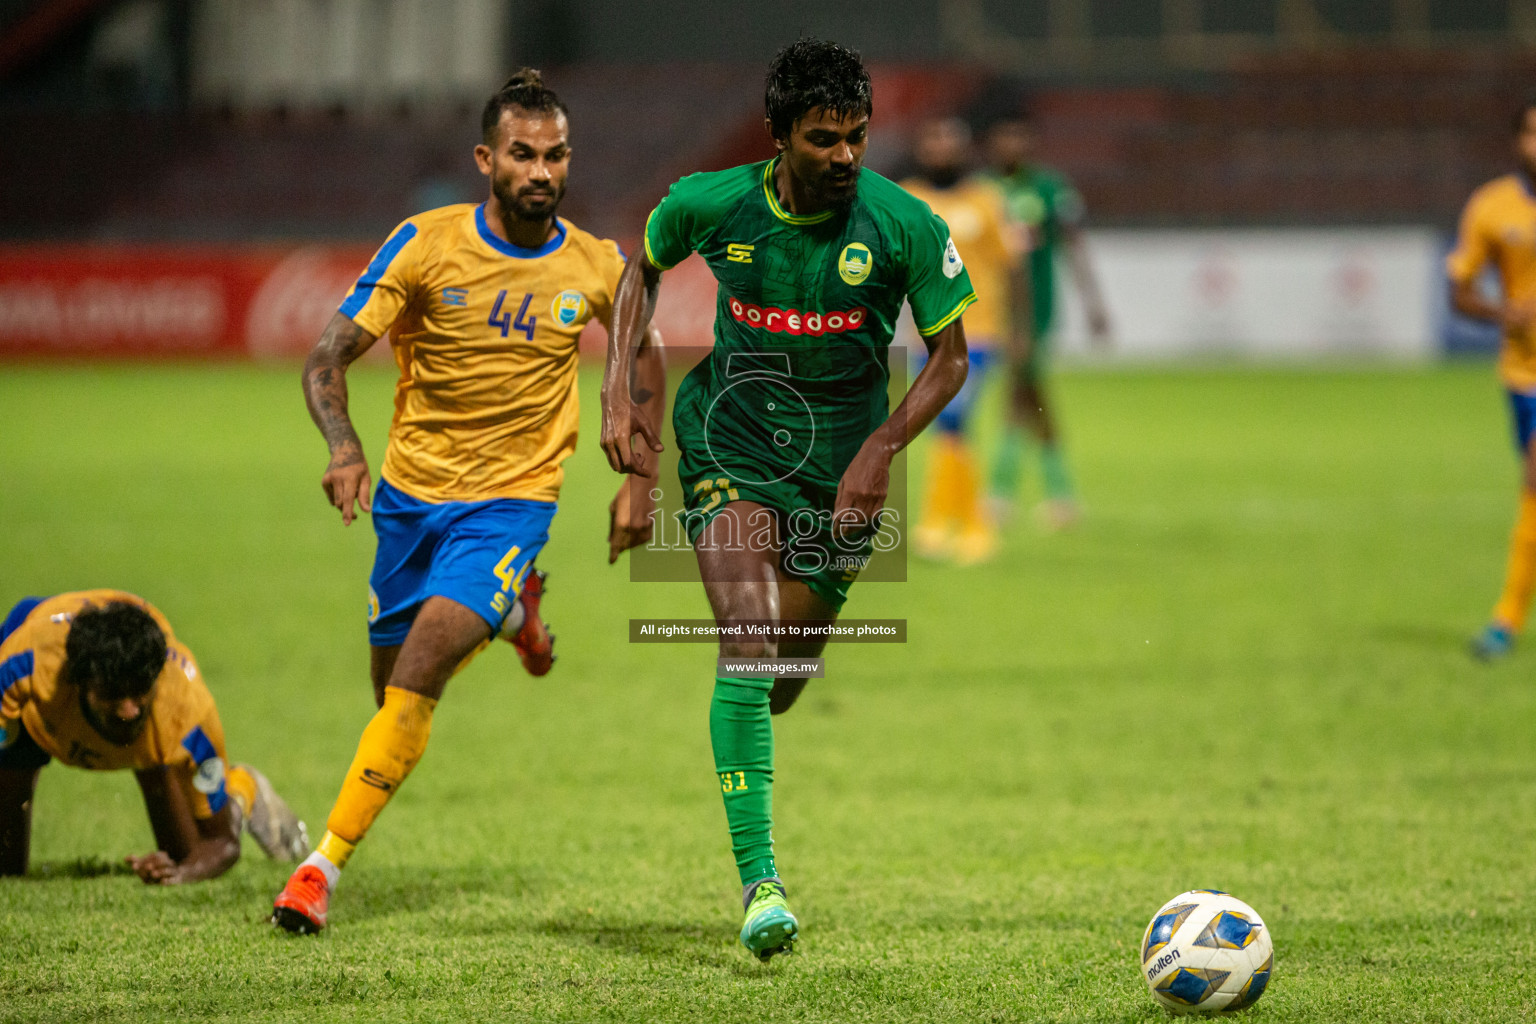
985,112,1111,528
600,39,975,961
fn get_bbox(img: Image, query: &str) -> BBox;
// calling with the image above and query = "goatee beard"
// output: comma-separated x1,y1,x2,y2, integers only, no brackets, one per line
494,180,563,222
814,170,860,211
80,691,149,746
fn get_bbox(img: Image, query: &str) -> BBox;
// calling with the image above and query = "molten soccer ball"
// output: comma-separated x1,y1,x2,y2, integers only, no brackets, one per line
1139,889,1273,1014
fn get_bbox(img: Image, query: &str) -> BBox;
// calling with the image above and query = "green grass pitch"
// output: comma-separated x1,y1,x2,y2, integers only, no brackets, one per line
1,362,1533,1023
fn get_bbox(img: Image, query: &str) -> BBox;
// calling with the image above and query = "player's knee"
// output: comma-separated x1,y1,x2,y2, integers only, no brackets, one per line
719,638,775,660
769,678,807,715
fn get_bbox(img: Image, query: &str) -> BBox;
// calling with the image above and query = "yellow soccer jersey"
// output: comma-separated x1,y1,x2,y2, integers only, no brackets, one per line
1447,174,1536,390
0,591,230,819
340,203,626,503
900,177,1017,344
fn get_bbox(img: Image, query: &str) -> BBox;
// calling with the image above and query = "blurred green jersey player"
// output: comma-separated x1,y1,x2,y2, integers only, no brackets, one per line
600,39,974,961
984,112,1112,528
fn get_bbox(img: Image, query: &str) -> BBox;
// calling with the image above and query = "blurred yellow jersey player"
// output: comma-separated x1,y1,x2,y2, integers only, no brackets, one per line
901,178,1017,347
274,69,664,934
1451,99,1536,659
901,117,1027,565
0,591,308,882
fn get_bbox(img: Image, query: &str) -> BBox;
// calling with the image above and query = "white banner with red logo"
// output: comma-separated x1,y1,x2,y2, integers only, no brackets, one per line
1051,228,1440,359
0,244,730,359
0,245,376,358
0,230,1440,360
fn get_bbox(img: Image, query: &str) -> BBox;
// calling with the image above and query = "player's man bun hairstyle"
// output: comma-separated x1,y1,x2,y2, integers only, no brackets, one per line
482,68,569,143
63,601,166,700
764,38,872,140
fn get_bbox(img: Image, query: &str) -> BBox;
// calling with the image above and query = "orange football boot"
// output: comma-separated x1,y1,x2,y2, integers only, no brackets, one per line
506,568,555,676
271,864,330,934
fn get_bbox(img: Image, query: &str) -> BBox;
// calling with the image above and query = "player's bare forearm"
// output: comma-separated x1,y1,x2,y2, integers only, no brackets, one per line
1452,278,1527,330
303,312,381,524
303,313,378,459
879,320,970,455
634,324,667,450
0,767,38,876
1008,264,1035,365
833,321,969,534
168,810,241,883
1066,227,1111,341
130,770,239,884
607,325,668,562
600,256,666,474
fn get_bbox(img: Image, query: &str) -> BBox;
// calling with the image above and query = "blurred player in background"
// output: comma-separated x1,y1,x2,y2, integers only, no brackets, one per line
0,592,307,882
271,70,664,933
985,110,1111,528
1451,98,1536,660
601,39,973,961
902,116,1029,564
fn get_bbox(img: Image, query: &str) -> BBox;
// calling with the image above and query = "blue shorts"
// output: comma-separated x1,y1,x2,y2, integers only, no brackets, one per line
368,480,556,647
1510,390,1536,453
913,347,996,435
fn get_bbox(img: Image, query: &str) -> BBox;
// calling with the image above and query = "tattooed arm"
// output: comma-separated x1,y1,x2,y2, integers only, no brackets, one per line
302,312,381,525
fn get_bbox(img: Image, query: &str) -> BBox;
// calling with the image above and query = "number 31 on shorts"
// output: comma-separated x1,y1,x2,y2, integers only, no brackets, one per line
693,477,740,514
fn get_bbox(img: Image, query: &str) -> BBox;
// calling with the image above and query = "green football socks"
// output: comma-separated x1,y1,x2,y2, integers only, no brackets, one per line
990,428,1075,501
710,676,777,887
990,425,1026,496
1040,442,1075,500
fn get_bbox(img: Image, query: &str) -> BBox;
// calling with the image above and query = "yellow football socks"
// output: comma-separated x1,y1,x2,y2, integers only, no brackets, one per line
951,441,985,537
921,435,964,530
1493,489,1536,630
317,685,437,870
225,764,257,819
920,434,992,561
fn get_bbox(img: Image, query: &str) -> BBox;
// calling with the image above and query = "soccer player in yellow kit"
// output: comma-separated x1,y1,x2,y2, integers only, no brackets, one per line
1452,99,1536,660
0,591,307,881
271,70,664,933
902,117,1028,564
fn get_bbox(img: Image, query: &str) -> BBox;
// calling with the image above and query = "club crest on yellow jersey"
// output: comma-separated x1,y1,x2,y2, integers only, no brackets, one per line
839,243,872,286
551,290,588,326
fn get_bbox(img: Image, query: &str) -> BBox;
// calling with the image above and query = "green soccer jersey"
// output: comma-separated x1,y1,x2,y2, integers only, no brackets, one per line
985,165,1084,337
647,157,977,496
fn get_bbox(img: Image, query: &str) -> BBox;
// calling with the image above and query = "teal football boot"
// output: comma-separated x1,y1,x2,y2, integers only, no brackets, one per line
1471,623,1514,661
740,878,798,962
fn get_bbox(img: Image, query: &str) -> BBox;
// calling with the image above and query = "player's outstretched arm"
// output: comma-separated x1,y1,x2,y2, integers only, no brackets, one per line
608,324,668,563
1452,276,1536,334
303,312,381,526
1064,223,1111,346
0,766,40,876
1008,257,1035,370
600,255,665,475
834,320,971,536
127,767,240,885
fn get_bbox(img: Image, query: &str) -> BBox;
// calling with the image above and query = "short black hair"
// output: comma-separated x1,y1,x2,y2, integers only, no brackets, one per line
1514,95,1536,134
764,38,872,140
64,601,166,701
481,68,569,144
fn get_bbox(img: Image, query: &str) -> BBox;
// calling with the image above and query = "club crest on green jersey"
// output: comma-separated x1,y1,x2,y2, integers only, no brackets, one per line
943,237,964,279
551,290,587,326
838,243,873,286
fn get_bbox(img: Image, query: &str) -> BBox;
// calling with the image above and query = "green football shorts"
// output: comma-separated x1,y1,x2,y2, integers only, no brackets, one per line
676,446,871,612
